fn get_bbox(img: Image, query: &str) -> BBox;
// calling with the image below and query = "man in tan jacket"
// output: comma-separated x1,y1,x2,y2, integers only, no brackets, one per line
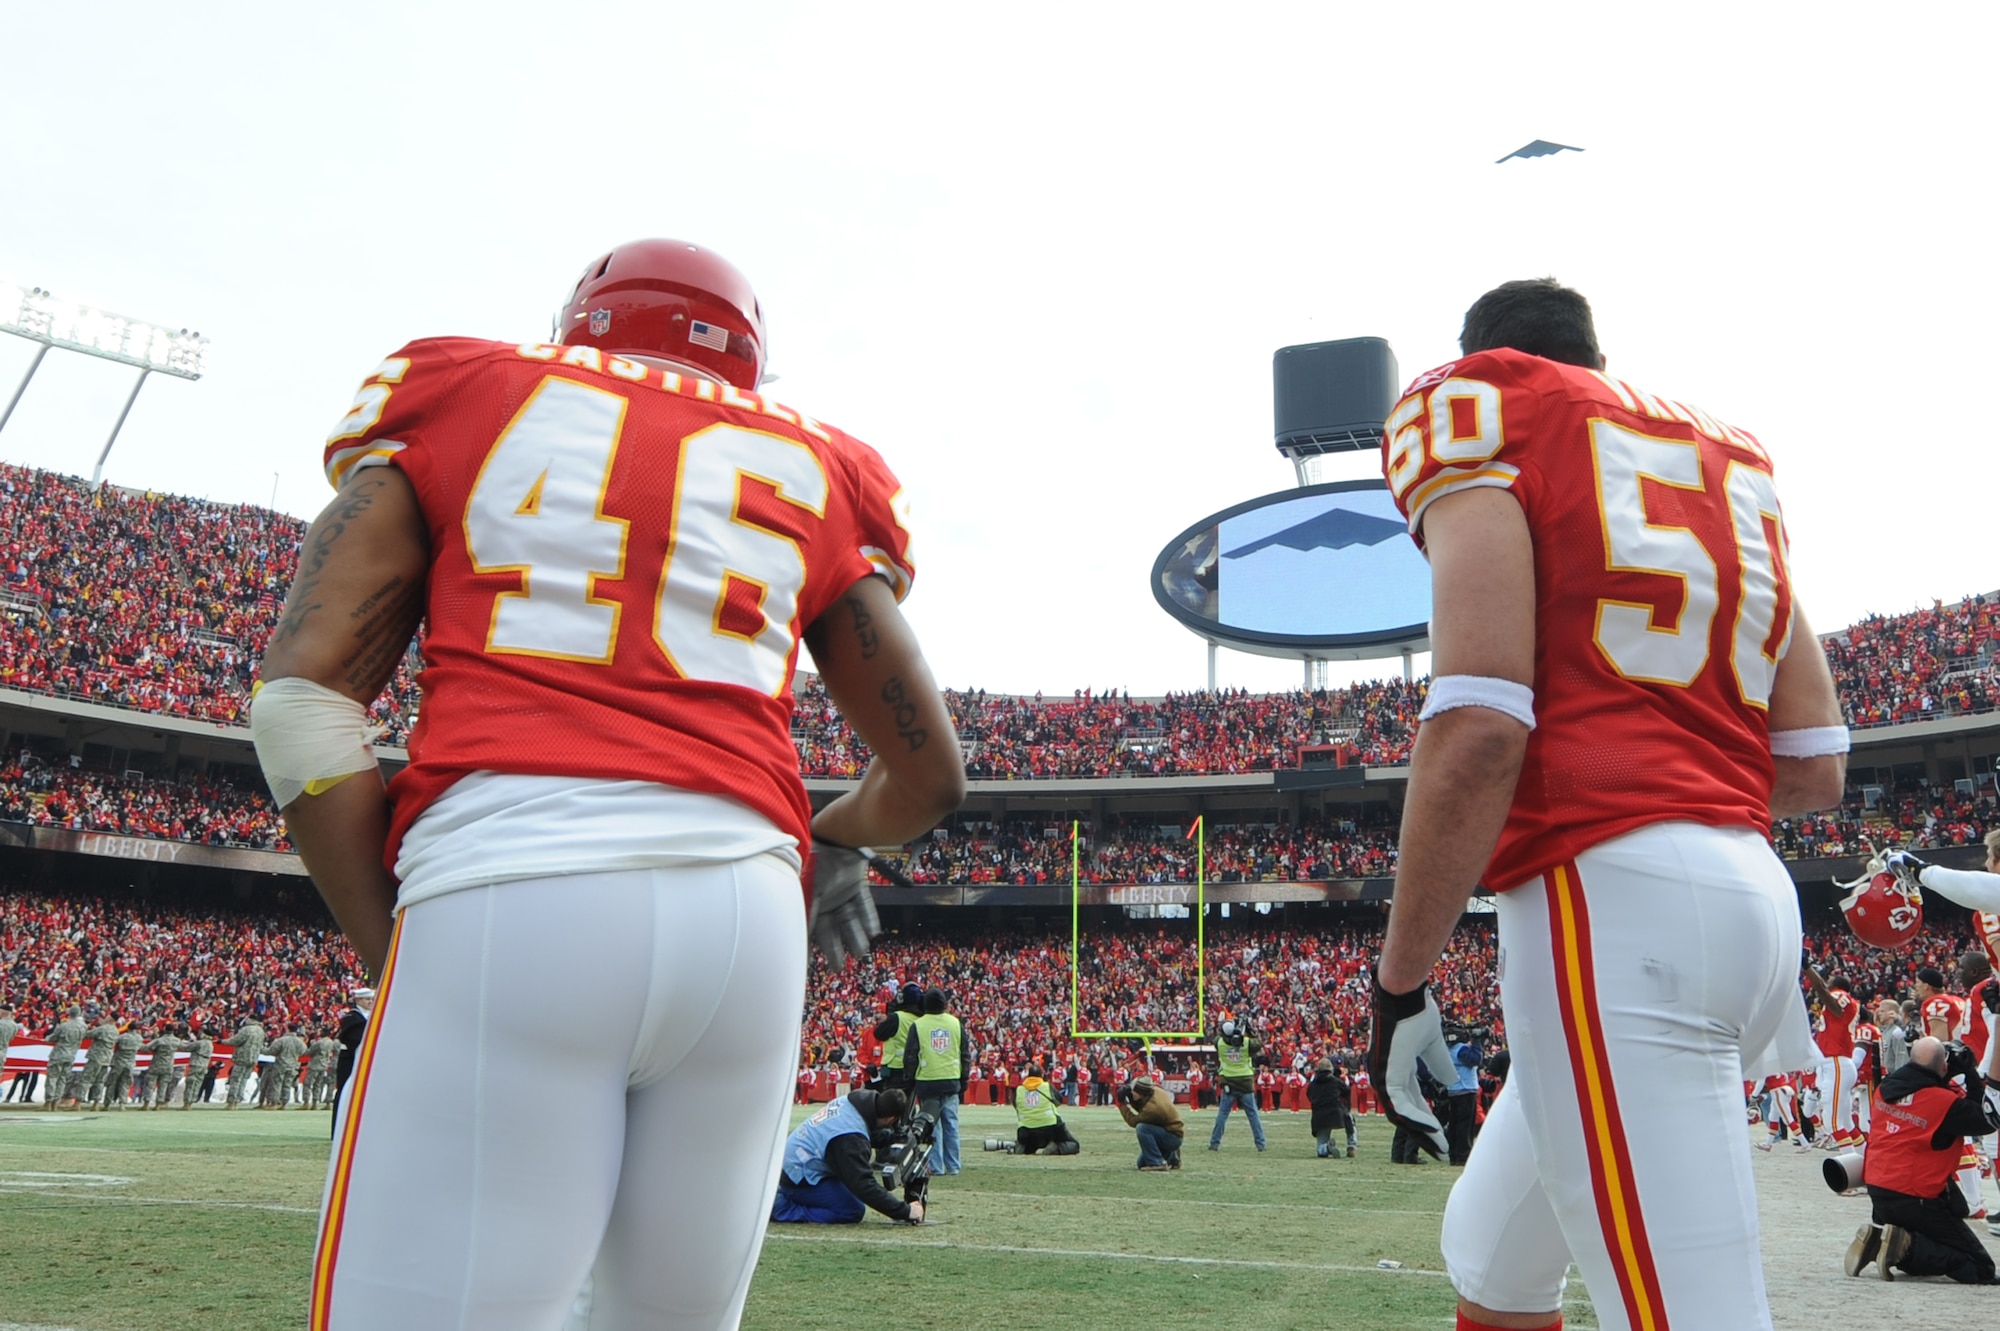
1117,1077,1184,1171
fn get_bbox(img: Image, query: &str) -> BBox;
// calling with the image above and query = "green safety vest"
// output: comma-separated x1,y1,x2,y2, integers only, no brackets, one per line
880,1011,917,1070
1217,1036,1253,1079
1015,1081,1058,1128
912,1012,964,1082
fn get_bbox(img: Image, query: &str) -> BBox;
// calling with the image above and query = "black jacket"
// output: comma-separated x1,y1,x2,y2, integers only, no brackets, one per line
333,1007,368,1092
1877,1060,1999,1149
1308,1069,1350,1134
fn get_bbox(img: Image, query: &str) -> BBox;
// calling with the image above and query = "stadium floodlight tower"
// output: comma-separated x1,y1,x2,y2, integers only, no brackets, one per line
1151,336,1430,692
0,278,209,483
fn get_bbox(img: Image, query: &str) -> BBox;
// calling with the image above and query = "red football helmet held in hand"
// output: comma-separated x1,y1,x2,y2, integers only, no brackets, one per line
1836,849,1923,950
554,239,765,390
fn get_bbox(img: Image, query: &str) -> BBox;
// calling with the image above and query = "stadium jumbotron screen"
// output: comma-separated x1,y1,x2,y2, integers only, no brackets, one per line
1151,479,1431,659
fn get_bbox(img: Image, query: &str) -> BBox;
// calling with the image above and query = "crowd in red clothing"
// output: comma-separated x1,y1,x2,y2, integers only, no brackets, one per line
1825,596,1999,728
795,920,1501,1090
0,882,363,1038
0,464,420,740
895,809,1403,886
0,757,290,850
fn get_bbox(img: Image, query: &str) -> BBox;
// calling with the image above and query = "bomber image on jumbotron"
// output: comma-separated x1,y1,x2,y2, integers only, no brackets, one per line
0,6,1995,1330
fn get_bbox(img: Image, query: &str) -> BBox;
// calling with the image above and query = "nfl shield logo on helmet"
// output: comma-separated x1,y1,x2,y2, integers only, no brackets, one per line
588,308,612,336
929,1028,951,1053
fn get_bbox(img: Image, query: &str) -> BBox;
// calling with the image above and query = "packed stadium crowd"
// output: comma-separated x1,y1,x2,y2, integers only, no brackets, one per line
1,867,1994,1101
0,757,290,850
0,463,1990,783
0,882,360,1038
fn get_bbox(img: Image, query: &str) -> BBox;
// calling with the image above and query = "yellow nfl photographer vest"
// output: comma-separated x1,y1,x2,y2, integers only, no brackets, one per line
913,1012,963,1082
1218,1037,1253,1079
880,1011,917,1071
1015,1081,1058,1128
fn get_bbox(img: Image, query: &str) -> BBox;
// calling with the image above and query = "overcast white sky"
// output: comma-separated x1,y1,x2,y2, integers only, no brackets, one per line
1,3,1991,694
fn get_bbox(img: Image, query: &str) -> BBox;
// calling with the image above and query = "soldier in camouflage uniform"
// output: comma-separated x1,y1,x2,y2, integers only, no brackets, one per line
303,1030,340,1108
225,1016,266,1109
142,1025,182,1108
78,1012,121,1107
181,1028,214,1108
42,1006,83,1109
0,1006,19,1102
99,1019,144,1110
264,1026,307,1108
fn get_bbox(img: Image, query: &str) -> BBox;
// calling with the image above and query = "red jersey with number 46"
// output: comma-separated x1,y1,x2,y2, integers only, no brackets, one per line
318,337,914,869
1384,348,1797,892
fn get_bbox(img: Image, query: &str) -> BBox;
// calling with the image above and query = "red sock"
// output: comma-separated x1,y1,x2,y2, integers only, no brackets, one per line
1457,1313,1561,1331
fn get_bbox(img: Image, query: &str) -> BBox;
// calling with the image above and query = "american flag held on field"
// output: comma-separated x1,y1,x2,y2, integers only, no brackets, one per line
688,320,729,352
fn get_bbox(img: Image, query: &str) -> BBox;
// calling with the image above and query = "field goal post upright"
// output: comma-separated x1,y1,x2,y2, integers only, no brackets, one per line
0,280,208,481
1068,817,1207,1043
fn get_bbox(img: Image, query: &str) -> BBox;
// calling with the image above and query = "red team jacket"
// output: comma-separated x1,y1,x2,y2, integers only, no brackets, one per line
319,338,914,875
1383,349,1795,891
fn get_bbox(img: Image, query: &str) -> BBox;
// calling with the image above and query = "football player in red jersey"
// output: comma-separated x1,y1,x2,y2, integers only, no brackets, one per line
253,239,965,1331
1365,279,1846,1331
1804,967,1864,1148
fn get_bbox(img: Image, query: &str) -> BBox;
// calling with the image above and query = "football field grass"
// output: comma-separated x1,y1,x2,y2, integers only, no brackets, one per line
0,1102,1596,1330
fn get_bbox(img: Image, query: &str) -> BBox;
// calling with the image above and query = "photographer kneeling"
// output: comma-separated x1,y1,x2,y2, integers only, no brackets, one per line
1845,1036,2000,1283
771,1088,925,1226
1117,1077,1184,1171
1014,1064,1080,1155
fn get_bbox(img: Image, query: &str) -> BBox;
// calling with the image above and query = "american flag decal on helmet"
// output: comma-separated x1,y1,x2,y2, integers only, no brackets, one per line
689,320,730,352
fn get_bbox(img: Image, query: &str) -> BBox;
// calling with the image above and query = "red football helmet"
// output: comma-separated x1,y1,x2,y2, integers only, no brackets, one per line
1837,859,1923,950
554,239,765,389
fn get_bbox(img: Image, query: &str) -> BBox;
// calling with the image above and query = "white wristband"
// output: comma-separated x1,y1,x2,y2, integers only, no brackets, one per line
1418,675,1536,730
249,677,382,808
1769,725,1850,758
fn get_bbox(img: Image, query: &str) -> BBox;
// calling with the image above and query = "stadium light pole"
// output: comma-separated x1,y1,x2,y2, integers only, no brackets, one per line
0,279,208,483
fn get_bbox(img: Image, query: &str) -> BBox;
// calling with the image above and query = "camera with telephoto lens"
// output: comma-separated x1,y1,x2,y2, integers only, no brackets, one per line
877,1108,938,1201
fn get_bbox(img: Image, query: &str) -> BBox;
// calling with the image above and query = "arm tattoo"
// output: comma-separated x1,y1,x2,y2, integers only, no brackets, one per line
846,594,880,659
880,676,928,752
339,576,424,693
271,477,386,646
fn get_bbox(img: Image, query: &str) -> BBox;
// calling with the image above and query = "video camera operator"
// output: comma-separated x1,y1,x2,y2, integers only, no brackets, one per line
1843,1036,2000,1283
770,1088,926,1226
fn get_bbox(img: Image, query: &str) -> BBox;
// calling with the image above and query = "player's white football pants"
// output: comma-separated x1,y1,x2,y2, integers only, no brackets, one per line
1440,822,1804,1331
311,858,805,1331
1813,1054,1857,1142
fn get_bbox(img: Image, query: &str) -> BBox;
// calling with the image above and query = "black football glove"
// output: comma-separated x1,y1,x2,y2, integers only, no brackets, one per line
1983,981,2000,1016
809,838,881,967
1366,968,1452,1160
1883,850,1930,893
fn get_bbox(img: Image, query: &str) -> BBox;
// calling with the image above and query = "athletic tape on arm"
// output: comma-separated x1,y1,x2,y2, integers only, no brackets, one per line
249,677,382,808
1417,675,1535,730
1769,726,1850,758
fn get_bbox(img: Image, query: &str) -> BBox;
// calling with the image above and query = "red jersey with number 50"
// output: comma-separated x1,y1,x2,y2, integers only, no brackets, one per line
1383,348,1796,892
318,337,914,868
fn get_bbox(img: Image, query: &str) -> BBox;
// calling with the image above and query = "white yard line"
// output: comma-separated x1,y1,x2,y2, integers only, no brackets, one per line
765,1228,1451,1277
970,1188,1442,1216
0,1194,314,1214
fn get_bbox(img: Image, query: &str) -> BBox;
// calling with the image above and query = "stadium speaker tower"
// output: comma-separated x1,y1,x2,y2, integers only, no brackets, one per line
1272,337,1399,486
